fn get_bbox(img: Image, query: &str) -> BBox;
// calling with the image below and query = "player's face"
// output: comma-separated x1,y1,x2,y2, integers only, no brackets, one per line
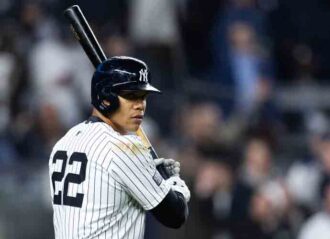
109,91,148,134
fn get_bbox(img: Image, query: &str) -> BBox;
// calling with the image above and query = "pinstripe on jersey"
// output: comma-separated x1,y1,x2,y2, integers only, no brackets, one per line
49,118,170,239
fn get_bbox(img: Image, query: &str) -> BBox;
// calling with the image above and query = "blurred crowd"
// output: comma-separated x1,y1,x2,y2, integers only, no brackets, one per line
1,0,330,239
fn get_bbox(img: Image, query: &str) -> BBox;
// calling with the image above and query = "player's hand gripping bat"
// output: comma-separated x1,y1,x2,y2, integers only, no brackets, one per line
63,5,169,179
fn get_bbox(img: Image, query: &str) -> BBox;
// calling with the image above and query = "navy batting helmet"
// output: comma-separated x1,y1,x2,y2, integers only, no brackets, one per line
91,56,161,115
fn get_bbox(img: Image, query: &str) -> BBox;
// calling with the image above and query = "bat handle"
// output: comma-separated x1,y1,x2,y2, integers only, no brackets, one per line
137,127,170,179
149,146,170,179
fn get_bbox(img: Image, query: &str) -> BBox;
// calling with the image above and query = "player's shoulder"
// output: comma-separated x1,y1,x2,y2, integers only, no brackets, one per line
123,134,147,152
64,122,88,138
110,133,146,152
51,122,84,148
109,134,153,173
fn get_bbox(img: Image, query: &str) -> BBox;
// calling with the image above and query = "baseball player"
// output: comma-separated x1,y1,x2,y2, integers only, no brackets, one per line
49,56,190,239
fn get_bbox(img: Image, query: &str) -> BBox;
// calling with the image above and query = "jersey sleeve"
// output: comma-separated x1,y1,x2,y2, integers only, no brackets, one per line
108,135,170,210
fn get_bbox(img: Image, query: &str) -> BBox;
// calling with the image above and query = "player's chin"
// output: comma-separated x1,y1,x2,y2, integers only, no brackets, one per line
129,122,141,132
131,118,142,127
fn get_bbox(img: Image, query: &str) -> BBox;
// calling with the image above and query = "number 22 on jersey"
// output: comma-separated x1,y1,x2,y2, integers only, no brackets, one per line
51,151,88,208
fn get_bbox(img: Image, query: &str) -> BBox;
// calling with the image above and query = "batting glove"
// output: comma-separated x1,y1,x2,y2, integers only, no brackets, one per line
154,158,180,176
165,176,191,203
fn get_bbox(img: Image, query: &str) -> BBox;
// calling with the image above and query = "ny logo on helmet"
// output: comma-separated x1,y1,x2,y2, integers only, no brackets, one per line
139,69,148,82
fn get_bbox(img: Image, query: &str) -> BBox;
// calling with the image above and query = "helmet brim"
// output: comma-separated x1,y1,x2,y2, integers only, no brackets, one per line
114,82,161,94
134,83,161,94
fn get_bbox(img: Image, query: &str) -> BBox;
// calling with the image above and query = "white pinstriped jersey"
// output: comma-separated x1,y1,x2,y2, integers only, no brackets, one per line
49,118,170,239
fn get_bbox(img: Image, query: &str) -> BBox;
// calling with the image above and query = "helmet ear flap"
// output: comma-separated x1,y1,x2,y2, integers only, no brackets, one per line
101,85,112,98
93,80,120,114
103,91,119,114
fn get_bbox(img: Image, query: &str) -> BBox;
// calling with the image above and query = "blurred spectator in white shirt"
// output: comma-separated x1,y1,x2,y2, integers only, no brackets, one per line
129,0,179,46
298,176,330,239
29,36,93,128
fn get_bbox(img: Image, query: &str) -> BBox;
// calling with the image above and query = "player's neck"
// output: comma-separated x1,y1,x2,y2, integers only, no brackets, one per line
91,109,127,135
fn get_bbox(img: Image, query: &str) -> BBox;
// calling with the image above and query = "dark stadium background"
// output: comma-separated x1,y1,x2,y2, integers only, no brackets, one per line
1,0,330,238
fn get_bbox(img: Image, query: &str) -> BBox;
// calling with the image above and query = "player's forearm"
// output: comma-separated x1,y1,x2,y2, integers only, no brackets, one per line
150,189,189,228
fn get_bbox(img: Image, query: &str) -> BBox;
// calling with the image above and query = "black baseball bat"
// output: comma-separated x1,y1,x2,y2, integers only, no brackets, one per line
63,5,169,179
64,5,106,67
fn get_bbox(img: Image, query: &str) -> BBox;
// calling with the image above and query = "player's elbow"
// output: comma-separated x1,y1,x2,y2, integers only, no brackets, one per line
165,207,188,228
153,203,188,229
150,190,189,228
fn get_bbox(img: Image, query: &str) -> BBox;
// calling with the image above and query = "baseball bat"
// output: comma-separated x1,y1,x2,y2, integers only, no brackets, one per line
63,5,169,179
